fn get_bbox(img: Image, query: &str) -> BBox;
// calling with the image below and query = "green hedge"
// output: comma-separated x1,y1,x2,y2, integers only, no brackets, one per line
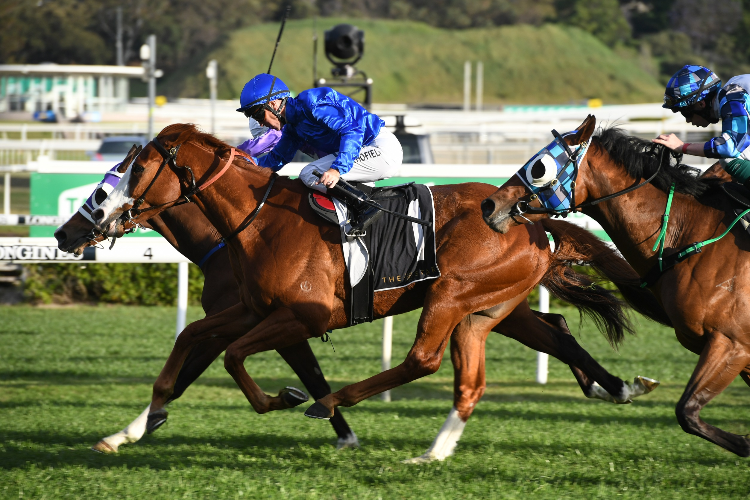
23,263,205,306
21,263,618,310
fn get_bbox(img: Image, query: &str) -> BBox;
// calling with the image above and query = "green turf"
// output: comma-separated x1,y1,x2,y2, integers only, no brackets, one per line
1,304,749,498
163,18,663,105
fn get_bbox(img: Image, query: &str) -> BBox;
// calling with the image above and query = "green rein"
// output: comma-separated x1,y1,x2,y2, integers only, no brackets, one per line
641,183,750,288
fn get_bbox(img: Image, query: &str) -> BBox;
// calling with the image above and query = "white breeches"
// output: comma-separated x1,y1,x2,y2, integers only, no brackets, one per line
299,128,403,192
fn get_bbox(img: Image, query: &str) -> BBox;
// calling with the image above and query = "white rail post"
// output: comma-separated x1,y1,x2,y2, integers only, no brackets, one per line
175,262,189,340
536,285,549,384
382,316,393,402
3,173,9,215
475,61,483,111
463,61,471,112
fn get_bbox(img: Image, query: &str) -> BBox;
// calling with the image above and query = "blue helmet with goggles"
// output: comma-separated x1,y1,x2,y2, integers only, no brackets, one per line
663,65,722,111
236,74,291,122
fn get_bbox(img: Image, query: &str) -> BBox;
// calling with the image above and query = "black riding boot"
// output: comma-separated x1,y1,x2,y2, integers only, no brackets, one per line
327,182,384,237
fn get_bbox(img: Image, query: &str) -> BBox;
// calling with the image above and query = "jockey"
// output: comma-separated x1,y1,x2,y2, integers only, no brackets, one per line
653,64,750,185
236,73,403,236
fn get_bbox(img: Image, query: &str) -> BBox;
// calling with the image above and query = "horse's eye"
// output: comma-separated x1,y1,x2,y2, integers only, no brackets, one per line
132,164,145,174
526,154,558,187
530,159,546,180
94,188,108,205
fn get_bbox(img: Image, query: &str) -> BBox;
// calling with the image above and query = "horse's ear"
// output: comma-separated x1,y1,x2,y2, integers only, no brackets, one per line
118,144,142,173
568,114,596,146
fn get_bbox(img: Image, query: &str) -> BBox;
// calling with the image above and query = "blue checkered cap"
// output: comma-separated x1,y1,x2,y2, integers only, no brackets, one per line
663,65,721,110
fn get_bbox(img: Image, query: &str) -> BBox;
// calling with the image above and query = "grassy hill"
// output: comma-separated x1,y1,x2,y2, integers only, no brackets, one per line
162,18,663,105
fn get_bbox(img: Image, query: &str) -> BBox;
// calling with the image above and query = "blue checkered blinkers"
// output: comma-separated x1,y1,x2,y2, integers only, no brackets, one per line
516,130,590,213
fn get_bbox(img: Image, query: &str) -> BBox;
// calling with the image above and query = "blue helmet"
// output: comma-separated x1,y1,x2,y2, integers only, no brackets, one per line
236,74,291,113
663,65,722,111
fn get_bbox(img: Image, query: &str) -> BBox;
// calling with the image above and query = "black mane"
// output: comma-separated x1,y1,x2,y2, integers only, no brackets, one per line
594,127,714,197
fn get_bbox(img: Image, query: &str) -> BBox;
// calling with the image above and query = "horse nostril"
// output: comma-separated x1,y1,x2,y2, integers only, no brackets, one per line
54,229,66,244
481,198,496,218
91,208,104,224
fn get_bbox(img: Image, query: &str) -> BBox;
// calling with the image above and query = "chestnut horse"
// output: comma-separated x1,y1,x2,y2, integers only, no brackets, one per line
91,124,664,460
481,115,750,457
54,149,358,452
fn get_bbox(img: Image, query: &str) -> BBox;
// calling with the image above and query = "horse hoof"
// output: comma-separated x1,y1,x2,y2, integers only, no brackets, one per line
336,432,360,450
635,375,660,393
91,440,117,454
304,401,332,420
146,409,168,434
279,386,309,408
402,453,438,464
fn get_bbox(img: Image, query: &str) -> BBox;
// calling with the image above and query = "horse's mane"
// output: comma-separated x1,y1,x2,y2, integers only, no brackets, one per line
159,123,233,152
158,123,267,173
593,127,714,197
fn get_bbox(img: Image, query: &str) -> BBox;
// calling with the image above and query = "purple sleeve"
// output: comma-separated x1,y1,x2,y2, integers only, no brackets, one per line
237,129,283,156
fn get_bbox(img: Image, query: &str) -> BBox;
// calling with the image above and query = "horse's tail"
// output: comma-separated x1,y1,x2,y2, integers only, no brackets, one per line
540,218,673,339
540,252,632,350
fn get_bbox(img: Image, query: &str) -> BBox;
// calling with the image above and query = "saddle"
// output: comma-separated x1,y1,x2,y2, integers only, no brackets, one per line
308,182,439,326
720,182,750,234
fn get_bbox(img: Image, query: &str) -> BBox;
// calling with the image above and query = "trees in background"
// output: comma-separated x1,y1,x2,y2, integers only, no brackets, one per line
2,0,750,86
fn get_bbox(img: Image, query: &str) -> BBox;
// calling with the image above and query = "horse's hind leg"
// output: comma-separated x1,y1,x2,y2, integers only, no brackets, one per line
276,342,358,448
404,312,499,463
740,367,750,388
494,301,648,403
676,333,750,456
531,310,658,402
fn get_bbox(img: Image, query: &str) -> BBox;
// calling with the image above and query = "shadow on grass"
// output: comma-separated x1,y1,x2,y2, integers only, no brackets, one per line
0,424,739,477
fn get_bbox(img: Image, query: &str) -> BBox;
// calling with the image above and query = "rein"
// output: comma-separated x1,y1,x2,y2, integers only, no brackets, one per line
125,139,237,221
120,137,275,245
640,183,750,287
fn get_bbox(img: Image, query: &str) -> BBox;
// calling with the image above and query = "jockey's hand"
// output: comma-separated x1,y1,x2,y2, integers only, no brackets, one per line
317,168,341,189
652,133,683,152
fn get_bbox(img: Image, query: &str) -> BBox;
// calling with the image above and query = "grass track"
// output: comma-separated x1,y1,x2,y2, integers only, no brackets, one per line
1,304,749,498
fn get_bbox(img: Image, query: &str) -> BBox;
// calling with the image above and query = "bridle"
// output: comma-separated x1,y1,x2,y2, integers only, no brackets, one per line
119,137,276,244
122,139,236,221
509,130,672,222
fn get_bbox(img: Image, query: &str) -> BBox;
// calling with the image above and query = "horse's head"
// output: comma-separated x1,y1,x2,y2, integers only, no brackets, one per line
481,115,597,233
92,124,214,233
54,144,142,255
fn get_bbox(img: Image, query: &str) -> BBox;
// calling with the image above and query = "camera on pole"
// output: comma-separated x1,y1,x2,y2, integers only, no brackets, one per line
314,23,372,109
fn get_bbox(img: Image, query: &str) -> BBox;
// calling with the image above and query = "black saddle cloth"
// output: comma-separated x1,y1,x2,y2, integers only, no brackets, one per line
721,181,750,208
308,182,440,325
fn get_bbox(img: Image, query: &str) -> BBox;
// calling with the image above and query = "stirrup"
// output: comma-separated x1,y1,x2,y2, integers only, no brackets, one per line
346,206,384,237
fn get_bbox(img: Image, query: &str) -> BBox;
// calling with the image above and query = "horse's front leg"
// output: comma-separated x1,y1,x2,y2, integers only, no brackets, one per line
93,337,232,453
223,307,317,414
675,332,750,457
305,285,468,419
276,341,358,448
147,303,260,433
